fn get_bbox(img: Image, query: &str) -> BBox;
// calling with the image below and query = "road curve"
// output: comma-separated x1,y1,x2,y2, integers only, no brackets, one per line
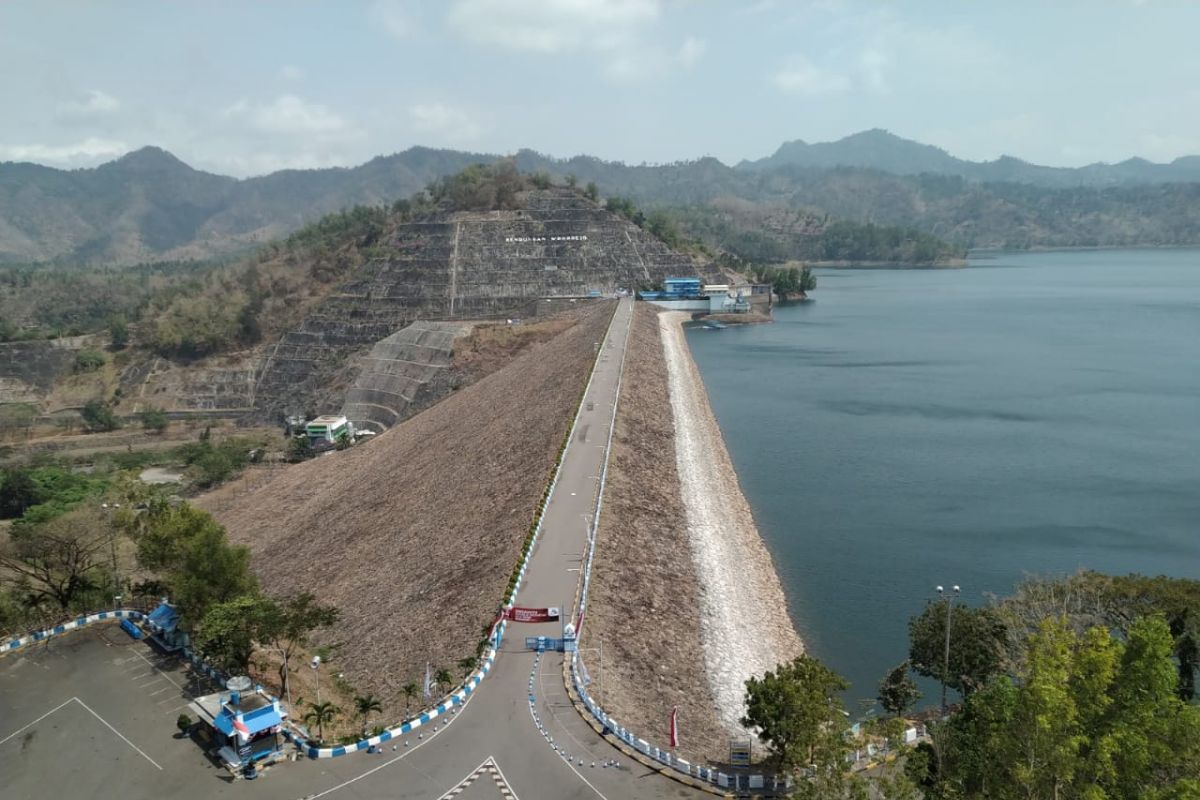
298,297,709,799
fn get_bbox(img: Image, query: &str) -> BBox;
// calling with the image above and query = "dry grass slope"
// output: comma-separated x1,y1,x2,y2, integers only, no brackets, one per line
581,304,727,763
205,301,614,719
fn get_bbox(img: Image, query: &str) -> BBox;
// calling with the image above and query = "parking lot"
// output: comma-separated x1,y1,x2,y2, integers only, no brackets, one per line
0,624,480,799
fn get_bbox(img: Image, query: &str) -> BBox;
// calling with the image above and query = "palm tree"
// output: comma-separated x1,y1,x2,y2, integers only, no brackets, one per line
402,683,419,715
353,694,382,736
304,701,339,743
434,668,453,696
458,656,478,677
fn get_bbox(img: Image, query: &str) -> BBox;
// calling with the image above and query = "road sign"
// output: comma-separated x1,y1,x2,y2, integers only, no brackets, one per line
729,739,752,767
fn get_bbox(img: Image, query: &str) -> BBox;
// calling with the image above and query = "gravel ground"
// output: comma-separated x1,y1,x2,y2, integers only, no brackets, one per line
657,311,805,734
581,304,728,763
203,301,614,721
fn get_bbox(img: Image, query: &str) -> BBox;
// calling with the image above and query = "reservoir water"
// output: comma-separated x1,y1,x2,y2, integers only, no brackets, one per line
686,248,1200,707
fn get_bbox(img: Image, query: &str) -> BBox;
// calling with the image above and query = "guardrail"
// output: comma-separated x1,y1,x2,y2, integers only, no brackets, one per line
568,310,787,793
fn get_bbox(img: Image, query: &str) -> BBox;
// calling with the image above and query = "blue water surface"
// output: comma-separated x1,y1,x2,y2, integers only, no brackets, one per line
685,248,1200,706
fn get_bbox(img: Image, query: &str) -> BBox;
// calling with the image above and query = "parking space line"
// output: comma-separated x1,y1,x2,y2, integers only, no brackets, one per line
130,648,186,692
0,698,75,746
73,697,163,770
136,678,163,688
129,670,154,680
148,686,171,696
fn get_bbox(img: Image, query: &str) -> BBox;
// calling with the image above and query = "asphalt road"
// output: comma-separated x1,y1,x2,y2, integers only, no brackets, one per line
1,298,710,799
284,297,706,799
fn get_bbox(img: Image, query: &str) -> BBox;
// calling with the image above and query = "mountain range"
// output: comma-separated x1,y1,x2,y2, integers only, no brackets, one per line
2,130,1199,264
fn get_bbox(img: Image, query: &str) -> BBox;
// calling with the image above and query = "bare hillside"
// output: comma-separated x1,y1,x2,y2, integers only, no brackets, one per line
203,301,614,717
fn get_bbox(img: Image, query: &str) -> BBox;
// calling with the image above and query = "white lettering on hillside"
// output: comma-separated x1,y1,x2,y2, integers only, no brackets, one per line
505,235,589,243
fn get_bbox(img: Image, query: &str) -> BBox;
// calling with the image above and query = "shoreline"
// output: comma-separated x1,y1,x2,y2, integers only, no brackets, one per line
658,311,804,733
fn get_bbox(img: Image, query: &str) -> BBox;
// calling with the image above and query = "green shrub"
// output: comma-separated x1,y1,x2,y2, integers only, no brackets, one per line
80,399,121,432
73,349,106,373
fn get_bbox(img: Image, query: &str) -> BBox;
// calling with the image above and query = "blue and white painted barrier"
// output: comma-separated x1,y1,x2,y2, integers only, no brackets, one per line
567,308,786,792
1,608,146,656
283,302,623,758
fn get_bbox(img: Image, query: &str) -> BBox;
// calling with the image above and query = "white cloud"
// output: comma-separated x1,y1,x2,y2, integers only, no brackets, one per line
677,36,706,69
772,56,852,97
56,90,120,117
447,0,659,54
0,137,129,165
224,95,351,136
409,103,481,141
371,0,417,39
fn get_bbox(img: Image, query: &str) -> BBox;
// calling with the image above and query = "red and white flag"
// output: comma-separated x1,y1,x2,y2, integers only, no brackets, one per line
232,716,251,740
669,706,679,749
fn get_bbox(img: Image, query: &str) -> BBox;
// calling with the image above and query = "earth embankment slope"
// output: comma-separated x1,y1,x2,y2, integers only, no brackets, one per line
582,303,728,762
203,301,614,716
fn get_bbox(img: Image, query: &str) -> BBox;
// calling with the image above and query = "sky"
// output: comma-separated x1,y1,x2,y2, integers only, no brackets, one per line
2,1,1199,177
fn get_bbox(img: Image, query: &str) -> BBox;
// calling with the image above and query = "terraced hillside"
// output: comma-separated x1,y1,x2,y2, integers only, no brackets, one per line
250,188,705,422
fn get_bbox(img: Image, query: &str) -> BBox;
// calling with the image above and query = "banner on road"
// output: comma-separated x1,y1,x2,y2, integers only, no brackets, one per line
503,606,561,623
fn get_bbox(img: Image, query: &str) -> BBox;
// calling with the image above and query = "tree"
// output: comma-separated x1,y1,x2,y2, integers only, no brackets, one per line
457,656,478,677
584,181,599,202
139,407,169,434
565,173,577,188
108,315,129,349
0,506,112,610
741,654,850,772
80,399,121,432
0,468,45,519
267,593,340,704
434,667,453,695
878,662,920,719
909,601,1007,698
402,682,419,714
136,504,256,626
304,701,339,743
193,595,281,673
354,694,382,735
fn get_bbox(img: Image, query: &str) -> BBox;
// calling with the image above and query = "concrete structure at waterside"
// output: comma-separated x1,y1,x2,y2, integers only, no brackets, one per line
638,280,771,314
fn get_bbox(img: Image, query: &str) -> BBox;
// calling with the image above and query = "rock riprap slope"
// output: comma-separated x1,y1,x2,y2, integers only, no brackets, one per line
206,302,613,720
251,189,701,422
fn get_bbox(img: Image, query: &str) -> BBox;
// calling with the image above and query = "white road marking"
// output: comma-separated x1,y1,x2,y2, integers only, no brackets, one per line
300,688,479,800
73,697,163,770
529,660,611,800
148,686,171,696
130,649,185,691
436,756,520,800
0,697,76,746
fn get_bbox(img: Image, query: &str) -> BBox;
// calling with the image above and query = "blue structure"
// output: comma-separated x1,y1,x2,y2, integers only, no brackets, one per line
144,601,188,652
190,687,287,767
662,277,702,298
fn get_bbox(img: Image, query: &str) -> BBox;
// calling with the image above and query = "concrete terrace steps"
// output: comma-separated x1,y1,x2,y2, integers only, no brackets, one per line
250,189,715,420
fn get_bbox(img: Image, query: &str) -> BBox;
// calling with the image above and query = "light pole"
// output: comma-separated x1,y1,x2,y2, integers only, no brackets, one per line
101,503,122,606
936,584,960,715
311,655,321,706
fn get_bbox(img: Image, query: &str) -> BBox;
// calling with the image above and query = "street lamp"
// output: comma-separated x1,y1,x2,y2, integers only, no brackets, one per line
311,655,322,705
101,503,122,607
936,584,960,715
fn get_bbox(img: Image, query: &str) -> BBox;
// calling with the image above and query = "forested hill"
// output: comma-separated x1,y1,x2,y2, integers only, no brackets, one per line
4,133,1200,264
739,128,1200,187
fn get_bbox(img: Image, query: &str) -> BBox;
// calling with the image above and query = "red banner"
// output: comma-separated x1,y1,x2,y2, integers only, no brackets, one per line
503,606,561,623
